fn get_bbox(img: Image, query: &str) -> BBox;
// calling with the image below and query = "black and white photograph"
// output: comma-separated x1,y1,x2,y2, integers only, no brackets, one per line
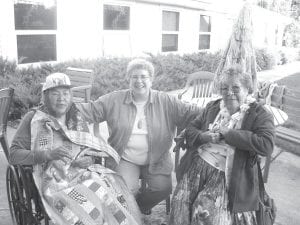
0,0,300,224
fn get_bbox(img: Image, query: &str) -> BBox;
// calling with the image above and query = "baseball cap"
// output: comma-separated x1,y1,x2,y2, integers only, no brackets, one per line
42,73,73,92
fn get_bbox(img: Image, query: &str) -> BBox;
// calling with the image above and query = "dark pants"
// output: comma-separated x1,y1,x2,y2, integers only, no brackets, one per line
116,159,172,211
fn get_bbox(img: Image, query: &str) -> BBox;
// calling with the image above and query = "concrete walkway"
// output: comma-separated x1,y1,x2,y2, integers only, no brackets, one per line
1,127,300,225
257,61,300,82
1,61,300,225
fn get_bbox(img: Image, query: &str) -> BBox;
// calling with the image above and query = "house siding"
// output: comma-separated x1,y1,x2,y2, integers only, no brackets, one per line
0,0,291,65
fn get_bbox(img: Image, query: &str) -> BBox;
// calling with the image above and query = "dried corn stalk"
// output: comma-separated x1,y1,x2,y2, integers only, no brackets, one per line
214,3,257,94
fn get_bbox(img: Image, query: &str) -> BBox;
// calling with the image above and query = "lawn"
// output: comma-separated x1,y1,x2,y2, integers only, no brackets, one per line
276,72,300,131
277,72,300,91
271,72,300,155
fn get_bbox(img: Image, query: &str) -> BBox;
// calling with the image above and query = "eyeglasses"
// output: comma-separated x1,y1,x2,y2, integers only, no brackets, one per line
130,75,151,80
220,86,241,94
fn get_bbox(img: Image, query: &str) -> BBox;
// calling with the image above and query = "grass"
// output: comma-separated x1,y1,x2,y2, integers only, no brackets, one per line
277,72,300,91
273,72,300,156
276,72,300,130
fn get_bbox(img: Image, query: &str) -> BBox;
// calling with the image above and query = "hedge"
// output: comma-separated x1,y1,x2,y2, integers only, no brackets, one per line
0,49,280,120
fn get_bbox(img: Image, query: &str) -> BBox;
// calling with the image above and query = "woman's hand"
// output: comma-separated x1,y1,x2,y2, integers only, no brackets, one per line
201,131,221,144
219,127,230,137
71,156,94,168
45,146,72,162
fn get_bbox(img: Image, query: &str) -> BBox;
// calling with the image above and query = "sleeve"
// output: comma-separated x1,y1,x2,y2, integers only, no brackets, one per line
75,93,111,123
185,107,208,149
223,107,275,156
168,94,202,130
9,111,47,165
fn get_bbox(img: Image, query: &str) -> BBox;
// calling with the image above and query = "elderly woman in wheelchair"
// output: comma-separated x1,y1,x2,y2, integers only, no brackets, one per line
9,73,141,225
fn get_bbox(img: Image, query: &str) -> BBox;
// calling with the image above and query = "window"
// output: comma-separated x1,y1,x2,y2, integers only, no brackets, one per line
103,4,130,30
17,35,56,64
199,15,211,50
14,0,57,64
162,11,179,52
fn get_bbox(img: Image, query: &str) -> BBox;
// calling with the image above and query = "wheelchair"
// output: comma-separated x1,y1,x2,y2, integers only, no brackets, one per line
1,88,49,225
6,165,49,225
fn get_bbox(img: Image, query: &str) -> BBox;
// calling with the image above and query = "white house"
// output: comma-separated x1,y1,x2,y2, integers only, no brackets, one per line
0,0,291,65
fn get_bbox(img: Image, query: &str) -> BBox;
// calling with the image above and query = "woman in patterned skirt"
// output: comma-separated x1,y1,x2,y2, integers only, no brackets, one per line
169,66,275,225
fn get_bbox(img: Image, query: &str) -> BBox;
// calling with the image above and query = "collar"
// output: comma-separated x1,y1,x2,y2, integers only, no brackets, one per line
124,89,154,104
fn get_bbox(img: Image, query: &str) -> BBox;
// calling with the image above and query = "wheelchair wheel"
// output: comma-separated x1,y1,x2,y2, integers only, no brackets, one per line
19,166,49,225
6,166,26,225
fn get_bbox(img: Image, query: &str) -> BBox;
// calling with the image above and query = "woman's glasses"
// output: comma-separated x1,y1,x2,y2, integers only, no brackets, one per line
131,75,150,80
220,86,241,94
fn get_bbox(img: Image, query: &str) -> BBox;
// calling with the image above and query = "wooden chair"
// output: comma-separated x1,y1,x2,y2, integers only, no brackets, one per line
66,67,101,136
0,88,14,159
174,71,215,171
66,67,93,103
178,71,215,108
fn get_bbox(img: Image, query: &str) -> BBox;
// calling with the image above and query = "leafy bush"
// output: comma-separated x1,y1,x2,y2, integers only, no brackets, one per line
0,49,278,120
283,21,300,48
277,47,300,64
82,52,221,98
92,57,130,98
150,52,221,92
255,48,276,70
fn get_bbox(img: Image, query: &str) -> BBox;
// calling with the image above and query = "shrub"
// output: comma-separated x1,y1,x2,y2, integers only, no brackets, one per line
255,48,276,70
282,21,300,48
0,49,278,119
149,52,221,92
92,57,130,98
0,57,17,77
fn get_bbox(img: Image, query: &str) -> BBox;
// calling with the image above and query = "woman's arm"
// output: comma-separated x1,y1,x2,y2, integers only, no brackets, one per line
9,111,47,165
75,93,111,123
221,106,275,156
168,94,201,130
10,112,74,165
185,107,211,148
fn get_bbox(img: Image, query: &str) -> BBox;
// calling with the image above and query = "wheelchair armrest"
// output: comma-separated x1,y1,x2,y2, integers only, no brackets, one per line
18,165,34,173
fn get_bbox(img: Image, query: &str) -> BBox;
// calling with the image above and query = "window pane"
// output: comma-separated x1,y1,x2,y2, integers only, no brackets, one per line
200,15,211,32
162,34,178,52
199,34,210,50
104,5,130,30
162,11,179,31
17,35,56,64
14,0,57,30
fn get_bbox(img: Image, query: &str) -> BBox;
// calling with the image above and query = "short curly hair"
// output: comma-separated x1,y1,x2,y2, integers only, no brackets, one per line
126,58,155,78
216,65,253,94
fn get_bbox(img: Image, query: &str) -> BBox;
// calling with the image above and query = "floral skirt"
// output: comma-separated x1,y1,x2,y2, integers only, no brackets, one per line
169,154,257,225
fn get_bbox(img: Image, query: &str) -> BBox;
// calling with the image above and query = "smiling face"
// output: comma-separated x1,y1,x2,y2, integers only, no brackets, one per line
44,87,72,118
129,69,153,101
220,75,249,114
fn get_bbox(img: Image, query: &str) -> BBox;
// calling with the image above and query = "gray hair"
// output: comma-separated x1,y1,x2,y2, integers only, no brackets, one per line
216,65,253,94
126,58,155,78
